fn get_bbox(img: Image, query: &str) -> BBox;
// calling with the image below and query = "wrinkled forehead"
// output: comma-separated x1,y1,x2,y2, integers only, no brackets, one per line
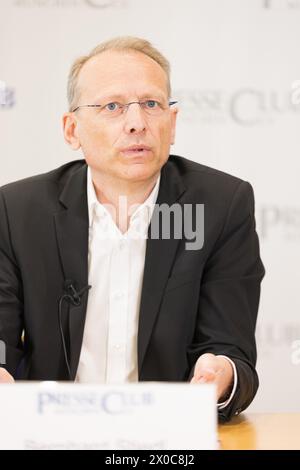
76,50,169,102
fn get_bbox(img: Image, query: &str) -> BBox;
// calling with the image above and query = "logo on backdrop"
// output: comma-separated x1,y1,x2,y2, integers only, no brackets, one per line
0,81,15,109
85,0,124,6
291,80,300,105
291,340,300,365
256,323,300,359
13,0,127,8
257,205,300,241
263,0,300,8
174,88,300,126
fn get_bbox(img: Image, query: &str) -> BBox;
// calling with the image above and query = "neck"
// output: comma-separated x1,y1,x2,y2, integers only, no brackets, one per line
90,170,159,233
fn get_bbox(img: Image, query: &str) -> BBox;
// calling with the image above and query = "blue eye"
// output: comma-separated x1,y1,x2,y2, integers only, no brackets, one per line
105,102,120,111
145,100,158,108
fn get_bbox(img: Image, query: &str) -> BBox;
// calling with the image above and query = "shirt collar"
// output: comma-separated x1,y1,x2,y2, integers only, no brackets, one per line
87,166,160,229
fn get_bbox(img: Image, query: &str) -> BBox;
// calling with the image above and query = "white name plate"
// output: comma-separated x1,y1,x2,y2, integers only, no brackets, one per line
0,382,217,450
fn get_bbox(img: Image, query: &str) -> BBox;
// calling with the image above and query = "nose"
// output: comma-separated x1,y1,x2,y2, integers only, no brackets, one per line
123,102,147,134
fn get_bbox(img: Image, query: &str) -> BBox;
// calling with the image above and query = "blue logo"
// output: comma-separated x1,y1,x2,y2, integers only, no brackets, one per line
37,390,153,415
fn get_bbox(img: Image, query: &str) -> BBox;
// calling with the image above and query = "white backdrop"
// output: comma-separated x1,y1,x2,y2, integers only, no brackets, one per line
1,0,300,412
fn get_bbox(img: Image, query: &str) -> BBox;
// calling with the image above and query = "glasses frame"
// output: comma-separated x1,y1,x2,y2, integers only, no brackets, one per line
71,100,178,114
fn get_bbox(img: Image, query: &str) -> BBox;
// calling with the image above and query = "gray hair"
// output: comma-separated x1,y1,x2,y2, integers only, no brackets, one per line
67,36,171,112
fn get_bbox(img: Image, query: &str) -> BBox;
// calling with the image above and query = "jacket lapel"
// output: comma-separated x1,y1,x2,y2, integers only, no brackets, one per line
138,160,186,374
53,163,89,380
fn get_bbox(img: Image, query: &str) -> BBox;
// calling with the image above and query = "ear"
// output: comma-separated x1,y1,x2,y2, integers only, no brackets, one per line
170,106,178,145
62,112,81,150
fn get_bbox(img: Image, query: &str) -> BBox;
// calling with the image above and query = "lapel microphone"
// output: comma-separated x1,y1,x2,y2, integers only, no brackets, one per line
63,279,91,306
58,280,91,379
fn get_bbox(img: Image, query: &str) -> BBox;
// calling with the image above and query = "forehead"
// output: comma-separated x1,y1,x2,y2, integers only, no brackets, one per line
77,50,169,100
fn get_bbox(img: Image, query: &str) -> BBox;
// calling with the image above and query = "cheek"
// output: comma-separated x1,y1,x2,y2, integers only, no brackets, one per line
158,123,172,147
79,123,116,154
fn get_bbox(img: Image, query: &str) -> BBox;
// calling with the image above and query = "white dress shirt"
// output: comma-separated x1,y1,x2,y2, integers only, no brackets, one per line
76,167,160,384
76,166,237,408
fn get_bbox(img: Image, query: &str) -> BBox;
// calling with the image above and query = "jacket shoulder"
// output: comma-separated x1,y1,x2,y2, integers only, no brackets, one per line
168,154,244,188
0,160,86,198
167,155,255,217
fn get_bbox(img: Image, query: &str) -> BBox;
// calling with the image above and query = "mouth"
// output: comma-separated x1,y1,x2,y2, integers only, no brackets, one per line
120,145,152,158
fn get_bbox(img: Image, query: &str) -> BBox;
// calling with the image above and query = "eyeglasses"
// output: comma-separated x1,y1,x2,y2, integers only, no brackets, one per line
71,100,178,118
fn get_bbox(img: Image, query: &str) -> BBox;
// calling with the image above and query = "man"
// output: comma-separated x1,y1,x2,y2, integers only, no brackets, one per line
0,37,264,421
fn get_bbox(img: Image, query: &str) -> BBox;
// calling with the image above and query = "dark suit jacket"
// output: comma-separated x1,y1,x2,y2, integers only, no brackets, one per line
0,155,264,421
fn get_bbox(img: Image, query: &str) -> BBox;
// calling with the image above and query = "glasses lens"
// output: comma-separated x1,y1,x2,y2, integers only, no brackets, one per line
100,102,124,118
141,100,164,115
92,100,169,118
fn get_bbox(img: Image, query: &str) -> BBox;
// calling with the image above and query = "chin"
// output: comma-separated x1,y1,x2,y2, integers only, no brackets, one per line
121,163,160,182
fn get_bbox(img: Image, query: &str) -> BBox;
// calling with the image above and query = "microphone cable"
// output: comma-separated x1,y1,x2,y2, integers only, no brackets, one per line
58,281,91,379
